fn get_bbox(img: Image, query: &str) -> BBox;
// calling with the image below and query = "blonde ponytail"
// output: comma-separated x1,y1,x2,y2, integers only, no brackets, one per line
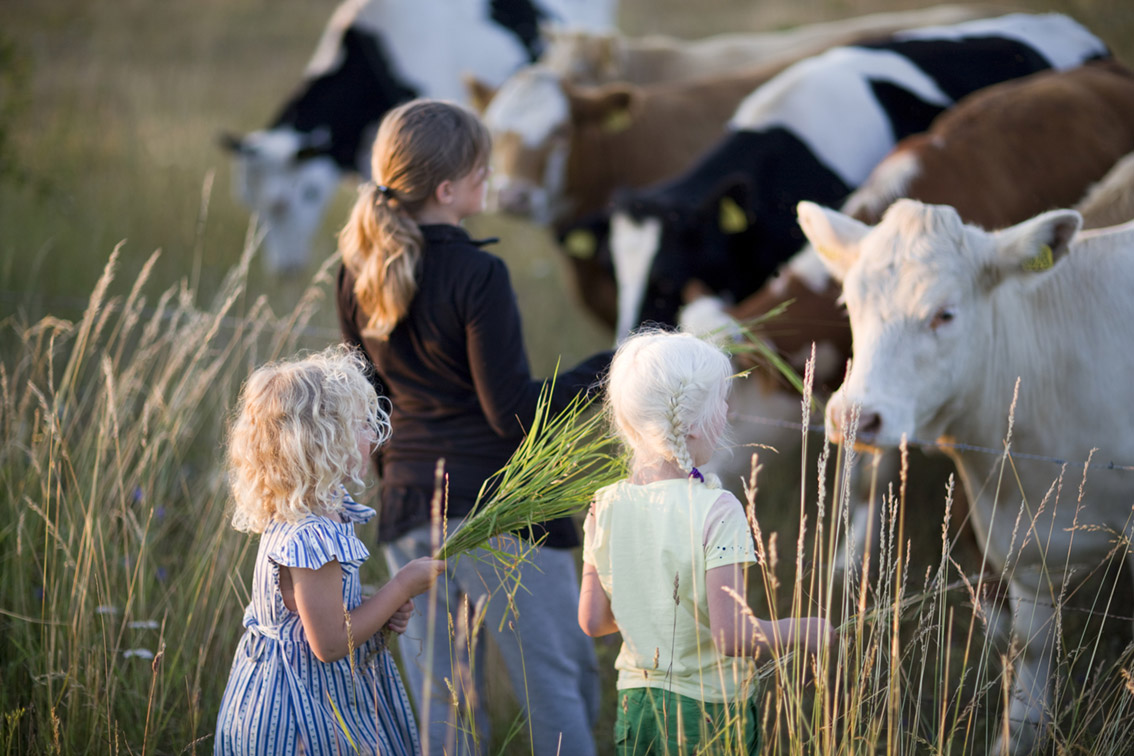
339,99,491,341
340,185,423,340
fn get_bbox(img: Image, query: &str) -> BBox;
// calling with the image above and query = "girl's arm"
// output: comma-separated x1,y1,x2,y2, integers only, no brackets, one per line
290,556,445,663
578,561,619,637
707,563,832,658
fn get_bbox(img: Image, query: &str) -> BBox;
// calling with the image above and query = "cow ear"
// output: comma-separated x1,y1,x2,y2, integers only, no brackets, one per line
993,209,1082,276
464,75,498,113
217,131,248,154
567,82,636,132
797,201,867,281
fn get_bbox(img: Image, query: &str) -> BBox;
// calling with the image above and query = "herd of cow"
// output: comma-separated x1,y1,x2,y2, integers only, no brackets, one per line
222,2,1134,753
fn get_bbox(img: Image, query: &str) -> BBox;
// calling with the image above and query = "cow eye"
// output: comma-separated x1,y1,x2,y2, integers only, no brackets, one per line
930,307,955,331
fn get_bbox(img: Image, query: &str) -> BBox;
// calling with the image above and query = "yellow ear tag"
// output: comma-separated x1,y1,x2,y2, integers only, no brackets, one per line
1022,243,1054,272
719,196,748,234
563,229,597,259
601,108,633,133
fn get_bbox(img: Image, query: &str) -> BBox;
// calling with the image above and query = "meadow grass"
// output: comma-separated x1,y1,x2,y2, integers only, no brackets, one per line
3,0,1134,753
3,247,1133,754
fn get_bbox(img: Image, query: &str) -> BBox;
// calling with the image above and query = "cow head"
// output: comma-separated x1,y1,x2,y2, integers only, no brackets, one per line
800,198,1081,449
481,66,634,225
537,25,620,84
220,127,342,274
556,211,618,328
610,174,792,340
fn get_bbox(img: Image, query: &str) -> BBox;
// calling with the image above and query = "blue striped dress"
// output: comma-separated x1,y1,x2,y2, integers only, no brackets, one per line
214,495,421,755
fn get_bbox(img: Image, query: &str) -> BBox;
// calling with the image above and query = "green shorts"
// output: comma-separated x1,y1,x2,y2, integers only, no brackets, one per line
613,687,760,755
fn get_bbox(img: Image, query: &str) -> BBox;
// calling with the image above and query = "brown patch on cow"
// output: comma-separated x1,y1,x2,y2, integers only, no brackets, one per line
492,130,557,188
558,61,794,220
464,74,498,114
857,60,1134,231
726,273,851,394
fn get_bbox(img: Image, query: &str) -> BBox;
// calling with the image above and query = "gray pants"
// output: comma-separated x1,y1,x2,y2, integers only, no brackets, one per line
385,522,600,756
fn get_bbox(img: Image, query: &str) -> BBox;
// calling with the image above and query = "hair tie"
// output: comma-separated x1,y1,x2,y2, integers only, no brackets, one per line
689,467,704,483
372,182,394,201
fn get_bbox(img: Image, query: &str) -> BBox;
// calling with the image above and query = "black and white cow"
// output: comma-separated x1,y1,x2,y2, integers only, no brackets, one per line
221,0,617,272
608,13,1110,339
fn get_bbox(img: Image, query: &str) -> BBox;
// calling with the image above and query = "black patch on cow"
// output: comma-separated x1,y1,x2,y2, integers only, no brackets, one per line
491,0,548,62
868,80,948,142
858,36,1058,102
617,128,851,330
611,25,1110,331
272,27,417,171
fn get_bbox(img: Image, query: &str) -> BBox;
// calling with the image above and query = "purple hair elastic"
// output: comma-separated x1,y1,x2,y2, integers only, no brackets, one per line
689,467,704,483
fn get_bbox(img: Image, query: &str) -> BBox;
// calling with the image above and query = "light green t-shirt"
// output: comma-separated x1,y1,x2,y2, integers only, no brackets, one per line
583,478,758,703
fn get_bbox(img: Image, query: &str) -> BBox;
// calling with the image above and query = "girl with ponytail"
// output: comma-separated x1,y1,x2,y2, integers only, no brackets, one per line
580,330,833,755
335,99,611,756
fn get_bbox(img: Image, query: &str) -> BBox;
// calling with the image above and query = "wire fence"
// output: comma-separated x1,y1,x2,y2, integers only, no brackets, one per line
730,409,1134,474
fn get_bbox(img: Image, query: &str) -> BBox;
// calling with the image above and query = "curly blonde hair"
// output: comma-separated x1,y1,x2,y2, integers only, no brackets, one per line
226,345,390,533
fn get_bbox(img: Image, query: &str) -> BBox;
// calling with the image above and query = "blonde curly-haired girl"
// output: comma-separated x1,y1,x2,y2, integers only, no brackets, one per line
215,345,443,756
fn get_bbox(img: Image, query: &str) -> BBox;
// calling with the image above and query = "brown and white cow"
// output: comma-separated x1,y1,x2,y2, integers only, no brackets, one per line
477,62,789,226
1076,150,1134,229
843,60,1134,230
535,4,993,86
802,198,1134,754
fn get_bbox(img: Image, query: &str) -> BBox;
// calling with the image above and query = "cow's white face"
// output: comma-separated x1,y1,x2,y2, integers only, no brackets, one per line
800,198,1081,449
610,212,661,342
228,128,342,274
483,68,571,224
803,201,986,448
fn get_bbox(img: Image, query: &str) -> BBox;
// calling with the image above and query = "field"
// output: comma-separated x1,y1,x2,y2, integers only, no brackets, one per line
2,0,1133,753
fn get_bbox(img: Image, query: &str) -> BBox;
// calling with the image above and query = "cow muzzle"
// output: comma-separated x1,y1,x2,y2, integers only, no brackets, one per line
826,392,885,451
496,181,542,217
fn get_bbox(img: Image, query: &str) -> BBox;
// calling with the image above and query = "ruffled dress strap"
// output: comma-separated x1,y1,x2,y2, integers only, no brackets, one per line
267,499,373,569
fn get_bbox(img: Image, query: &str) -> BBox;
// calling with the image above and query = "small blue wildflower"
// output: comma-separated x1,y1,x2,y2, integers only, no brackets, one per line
155,566,168,583
132,486,144,504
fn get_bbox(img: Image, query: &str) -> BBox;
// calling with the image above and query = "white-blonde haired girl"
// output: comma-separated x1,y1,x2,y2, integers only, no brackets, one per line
581,330,833,754
215,345,444,756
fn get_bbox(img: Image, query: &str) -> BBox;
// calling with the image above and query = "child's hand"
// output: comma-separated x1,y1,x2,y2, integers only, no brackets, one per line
797,616,836,657
394,557,446,599
385,600,414,634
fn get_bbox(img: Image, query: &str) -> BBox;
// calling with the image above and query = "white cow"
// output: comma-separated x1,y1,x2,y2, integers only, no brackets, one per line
800,198,1134,754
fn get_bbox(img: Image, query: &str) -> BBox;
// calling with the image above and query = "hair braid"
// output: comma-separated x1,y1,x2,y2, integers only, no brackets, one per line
665,381,697,475
607,330,732,489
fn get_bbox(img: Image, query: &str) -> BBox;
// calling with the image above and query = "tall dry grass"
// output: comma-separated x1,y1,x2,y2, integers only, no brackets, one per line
3,0,1134,753
0,236,344,754
2,221,1134,755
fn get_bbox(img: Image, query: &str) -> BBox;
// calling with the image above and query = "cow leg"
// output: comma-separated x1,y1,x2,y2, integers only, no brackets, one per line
832,449,893,573
994,575,1059,756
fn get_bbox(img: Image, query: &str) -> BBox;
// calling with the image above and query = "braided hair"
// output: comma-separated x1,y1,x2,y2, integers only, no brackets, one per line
606,330,732,487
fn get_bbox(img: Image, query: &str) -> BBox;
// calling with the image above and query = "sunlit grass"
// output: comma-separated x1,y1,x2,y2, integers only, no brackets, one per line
4,0,1133,752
